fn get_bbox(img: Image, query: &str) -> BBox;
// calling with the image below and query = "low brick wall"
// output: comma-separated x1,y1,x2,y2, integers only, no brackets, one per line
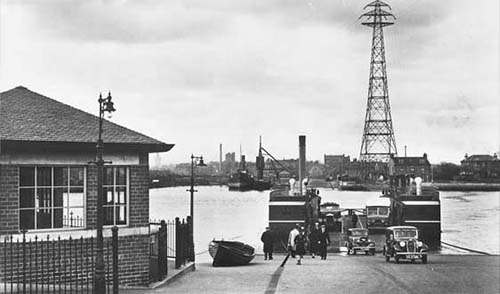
0,232,151,287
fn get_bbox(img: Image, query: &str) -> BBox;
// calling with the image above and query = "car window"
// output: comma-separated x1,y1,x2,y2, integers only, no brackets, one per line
394,229,417,238
352,230,367,236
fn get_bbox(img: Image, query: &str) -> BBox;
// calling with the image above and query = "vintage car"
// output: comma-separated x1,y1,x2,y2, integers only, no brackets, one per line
345,228,376,255
383,226,428,264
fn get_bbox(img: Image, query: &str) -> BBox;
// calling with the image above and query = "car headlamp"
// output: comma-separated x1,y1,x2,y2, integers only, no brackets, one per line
417,241,423,247
399,241,406,247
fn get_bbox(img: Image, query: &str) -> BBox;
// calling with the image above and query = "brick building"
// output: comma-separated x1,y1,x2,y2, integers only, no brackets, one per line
388,153,432,182
0,86,173,286
461,153,500,179
324,154,350,178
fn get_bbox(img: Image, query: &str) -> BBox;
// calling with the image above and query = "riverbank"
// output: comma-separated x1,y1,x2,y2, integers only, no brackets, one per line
425,182,500,191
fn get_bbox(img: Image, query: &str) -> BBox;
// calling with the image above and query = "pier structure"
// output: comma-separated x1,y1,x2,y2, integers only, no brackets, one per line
359,0,398,163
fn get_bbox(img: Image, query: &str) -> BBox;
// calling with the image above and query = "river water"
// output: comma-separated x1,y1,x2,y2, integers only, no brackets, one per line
150,186,499,261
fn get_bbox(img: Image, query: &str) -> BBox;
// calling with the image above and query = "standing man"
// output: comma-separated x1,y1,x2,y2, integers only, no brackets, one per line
309,222,321,258
261,227,274,260
288,224,300,258
318,224,331,260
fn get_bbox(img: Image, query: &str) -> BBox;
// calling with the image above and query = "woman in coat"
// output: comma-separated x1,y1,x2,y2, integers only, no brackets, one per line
294,229,307,265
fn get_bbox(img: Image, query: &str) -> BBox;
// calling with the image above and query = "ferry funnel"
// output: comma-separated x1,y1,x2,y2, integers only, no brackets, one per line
299,135,306,195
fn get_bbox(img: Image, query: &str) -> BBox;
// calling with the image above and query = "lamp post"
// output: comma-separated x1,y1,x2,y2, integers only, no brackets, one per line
95,92,115,293
187,154,206,262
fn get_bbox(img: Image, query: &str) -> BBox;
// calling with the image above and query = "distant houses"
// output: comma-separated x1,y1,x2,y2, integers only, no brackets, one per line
460,153,500,180
388,153,432,182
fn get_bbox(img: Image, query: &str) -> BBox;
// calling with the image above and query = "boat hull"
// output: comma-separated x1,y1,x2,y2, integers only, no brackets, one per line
209,240,255,267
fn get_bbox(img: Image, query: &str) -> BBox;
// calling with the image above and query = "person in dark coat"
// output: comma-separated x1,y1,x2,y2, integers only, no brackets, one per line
260,227,274,260
294,228,307,265
309,222,321,258
318,225,331,260
352,213,358,228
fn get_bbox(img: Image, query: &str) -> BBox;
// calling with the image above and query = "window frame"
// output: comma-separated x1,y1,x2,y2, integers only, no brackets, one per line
18,165,87,232
102,166,130,227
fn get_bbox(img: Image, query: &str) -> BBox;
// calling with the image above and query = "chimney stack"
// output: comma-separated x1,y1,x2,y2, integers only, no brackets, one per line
299,135,306,196
219,144,223,174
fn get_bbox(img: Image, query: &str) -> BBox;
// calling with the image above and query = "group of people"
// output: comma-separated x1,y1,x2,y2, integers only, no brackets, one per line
260,222,330,265
287,223,330,264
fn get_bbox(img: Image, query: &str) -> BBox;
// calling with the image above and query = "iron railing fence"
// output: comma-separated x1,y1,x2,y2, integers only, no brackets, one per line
148,217,193,283
1,229,118,294
149,219,176,259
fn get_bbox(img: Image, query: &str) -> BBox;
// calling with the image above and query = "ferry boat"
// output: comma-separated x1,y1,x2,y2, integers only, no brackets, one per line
268,136,310,251
268,185,307,250
386,175,441,249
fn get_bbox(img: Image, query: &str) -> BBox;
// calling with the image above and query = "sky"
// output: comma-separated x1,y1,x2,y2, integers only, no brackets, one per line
0,0,498,166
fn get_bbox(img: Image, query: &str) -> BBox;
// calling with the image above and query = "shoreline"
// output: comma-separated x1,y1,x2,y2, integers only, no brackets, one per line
425,182,500,191
150,181,500,192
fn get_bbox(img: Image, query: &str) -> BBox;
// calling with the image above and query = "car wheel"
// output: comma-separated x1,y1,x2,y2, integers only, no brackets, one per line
370,248,375,255
422,255,427,264
365,250,369,255
352,249,356,255
395,256,400,263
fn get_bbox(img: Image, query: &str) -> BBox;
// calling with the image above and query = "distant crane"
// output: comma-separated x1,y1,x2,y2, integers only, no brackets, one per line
256,136,293,181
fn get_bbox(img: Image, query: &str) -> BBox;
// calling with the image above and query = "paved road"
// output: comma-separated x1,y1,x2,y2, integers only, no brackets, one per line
145,254,499,294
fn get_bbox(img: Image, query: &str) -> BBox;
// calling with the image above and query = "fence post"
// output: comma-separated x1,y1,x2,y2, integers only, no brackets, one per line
175,217,181,269
187,216,194,262
22,229,27,294
158,220,167,279
112,226,119,294
183,219,188,266
181,219,185,267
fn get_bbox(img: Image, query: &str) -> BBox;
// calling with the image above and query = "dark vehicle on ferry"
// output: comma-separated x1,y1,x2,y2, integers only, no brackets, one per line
366,198,390,231
383,226,428,264
346,228,376,255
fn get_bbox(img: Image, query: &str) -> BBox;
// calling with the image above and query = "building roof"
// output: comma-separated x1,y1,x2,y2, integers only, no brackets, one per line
0,86,173,153
462,154,498,162
390,156,429,166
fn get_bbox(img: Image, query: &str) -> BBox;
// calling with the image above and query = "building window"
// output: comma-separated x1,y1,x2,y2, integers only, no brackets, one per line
19,166,86,230
103,167,128,226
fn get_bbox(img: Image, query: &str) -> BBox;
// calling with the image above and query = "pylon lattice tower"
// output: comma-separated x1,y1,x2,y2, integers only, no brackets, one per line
359,0,397,162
